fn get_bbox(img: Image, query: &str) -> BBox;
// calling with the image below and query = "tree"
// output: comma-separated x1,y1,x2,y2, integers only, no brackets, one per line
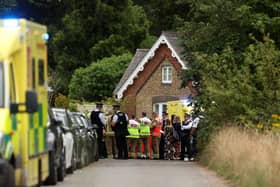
134,0,191,35
179,0,280,138
69,53,132,101
0,0,16,15
51,0,150,94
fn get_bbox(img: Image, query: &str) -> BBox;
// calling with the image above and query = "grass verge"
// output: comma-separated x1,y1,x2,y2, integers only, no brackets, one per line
200,127,280,187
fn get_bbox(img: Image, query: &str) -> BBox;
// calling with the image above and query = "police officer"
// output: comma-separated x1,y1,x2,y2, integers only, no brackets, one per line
90,102,107,159
111,104,129,159
180,113,192,161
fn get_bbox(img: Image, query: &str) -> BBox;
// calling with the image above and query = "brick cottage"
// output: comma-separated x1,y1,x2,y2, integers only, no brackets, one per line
114,32,192,118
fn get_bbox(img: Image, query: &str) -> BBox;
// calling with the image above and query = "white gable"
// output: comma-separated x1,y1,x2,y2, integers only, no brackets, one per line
116,34,187,99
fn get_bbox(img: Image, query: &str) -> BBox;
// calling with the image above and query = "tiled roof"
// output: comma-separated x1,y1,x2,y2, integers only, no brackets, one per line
162,31,186,65
113,49,149,95
114,31,186,98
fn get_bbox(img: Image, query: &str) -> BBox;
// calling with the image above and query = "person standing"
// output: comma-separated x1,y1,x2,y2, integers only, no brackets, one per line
139,112,152,159
90,102,107,159
164,118,175,160
111,104,129,159
180,113,193,161
105,110,118,159
127,115,140,159
172,115,181,160
159,112,170,160
151,112,161,159
190,113,201,158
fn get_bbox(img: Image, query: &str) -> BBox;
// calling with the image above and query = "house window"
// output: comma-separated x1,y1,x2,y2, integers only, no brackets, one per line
162,66,172,84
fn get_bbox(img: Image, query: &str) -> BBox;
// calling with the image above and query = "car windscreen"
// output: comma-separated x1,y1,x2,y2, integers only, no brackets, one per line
0,63,4,107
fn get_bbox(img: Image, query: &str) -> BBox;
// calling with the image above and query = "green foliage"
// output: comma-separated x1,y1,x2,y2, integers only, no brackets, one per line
134,0,191,35
69,53,132,101
50,0,150,94
0,0,16,12
54,93,69,108
180,0,280,144
139,34,157,49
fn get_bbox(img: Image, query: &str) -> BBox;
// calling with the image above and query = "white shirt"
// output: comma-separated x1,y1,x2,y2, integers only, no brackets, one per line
191,117,200,128
112,111,128,123
181,119,193,130
95,109,106,126
129,119,140,127
139,116,152,125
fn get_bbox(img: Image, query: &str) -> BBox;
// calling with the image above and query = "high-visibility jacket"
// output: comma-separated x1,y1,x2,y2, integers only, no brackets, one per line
139,123,150,136
126,126,140,138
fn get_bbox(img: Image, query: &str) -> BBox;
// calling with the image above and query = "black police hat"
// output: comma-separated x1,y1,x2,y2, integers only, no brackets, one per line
112,104,120,110
162,111,168,115
96,102,103,107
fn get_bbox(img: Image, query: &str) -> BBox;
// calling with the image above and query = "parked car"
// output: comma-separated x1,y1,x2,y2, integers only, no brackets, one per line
45,109,65,185
51,108,75,173
69,112,89,168
73,112,99,163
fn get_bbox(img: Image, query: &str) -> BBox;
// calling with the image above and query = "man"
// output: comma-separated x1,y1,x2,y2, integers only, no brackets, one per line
90,102,107,159
151,112,161,159
139,112,152,159
159,112,170,160
190,113,201,158
111,104,129,159
127,115,140,158
180,113,193,161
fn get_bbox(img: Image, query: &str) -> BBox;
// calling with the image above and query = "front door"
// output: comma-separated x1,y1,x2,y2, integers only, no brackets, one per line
153,102,167,119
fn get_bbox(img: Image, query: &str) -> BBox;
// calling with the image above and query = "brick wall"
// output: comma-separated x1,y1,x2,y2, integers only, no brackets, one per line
136,58,190,118
122,44,190,118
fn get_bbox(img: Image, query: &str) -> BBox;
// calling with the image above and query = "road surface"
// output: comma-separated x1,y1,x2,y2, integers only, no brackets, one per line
44,159,230,187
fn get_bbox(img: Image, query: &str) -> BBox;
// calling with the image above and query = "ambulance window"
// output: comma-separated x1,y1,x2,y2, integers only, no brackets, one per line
9,64,16,102
32,58,36,89
38,59,44,85
0,63,4,107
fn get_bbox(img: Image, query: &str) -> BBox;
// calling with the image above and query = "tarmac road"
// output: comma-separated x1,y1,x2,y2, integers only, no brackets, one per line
44,159,230,187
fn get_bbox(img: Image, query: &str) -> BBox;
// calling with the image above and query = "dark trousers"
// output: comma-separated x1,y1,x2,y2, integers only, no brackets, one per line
159,135,165,159
98,132,107,158
180,134,193,159
115,136,128,159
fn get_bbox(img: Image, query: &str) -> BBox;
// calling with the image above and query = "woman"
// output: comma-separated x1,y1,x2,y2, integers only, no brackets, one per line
172,115,181,160
164,117,175,160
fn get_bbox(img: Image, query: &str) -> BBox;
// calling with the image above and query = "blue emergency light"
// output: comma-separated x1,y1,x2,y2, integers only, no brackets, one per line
42,33,49,41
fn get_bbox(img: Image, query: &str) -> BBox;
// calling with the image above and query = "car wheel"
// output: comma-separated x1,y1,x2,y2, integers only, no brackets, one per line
44,151,57,185
57,152,65,182
0,159,15,187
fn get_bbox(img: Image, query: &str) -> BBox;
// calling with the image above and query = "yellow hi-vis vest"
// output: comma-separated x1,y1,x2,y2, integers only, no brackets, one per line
139,123,150,136
126,127,140,138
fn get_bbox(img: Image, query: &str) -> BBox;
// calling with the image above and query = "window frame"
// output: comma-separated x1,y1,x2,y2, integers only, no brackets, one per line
162,65,172,84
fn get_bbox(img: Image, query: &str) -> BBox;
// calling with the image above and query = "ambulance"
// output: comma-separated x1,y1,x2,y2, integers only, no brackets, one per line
167,100,193,121
0,19,49,186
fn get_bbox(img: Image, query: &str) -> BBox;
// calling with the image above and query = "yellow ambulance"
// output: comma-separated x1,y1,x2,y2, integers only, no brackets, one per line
167,100,193,121
0,19,49,187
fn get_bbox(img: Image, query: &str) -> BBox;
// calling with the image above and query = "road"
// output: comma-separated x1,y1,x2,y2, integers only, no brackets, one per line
44,159,230,187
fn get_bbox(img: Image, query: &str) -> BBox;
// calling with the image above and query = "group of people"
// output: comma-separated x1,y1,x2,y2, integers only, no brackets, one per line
90,103,201,161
